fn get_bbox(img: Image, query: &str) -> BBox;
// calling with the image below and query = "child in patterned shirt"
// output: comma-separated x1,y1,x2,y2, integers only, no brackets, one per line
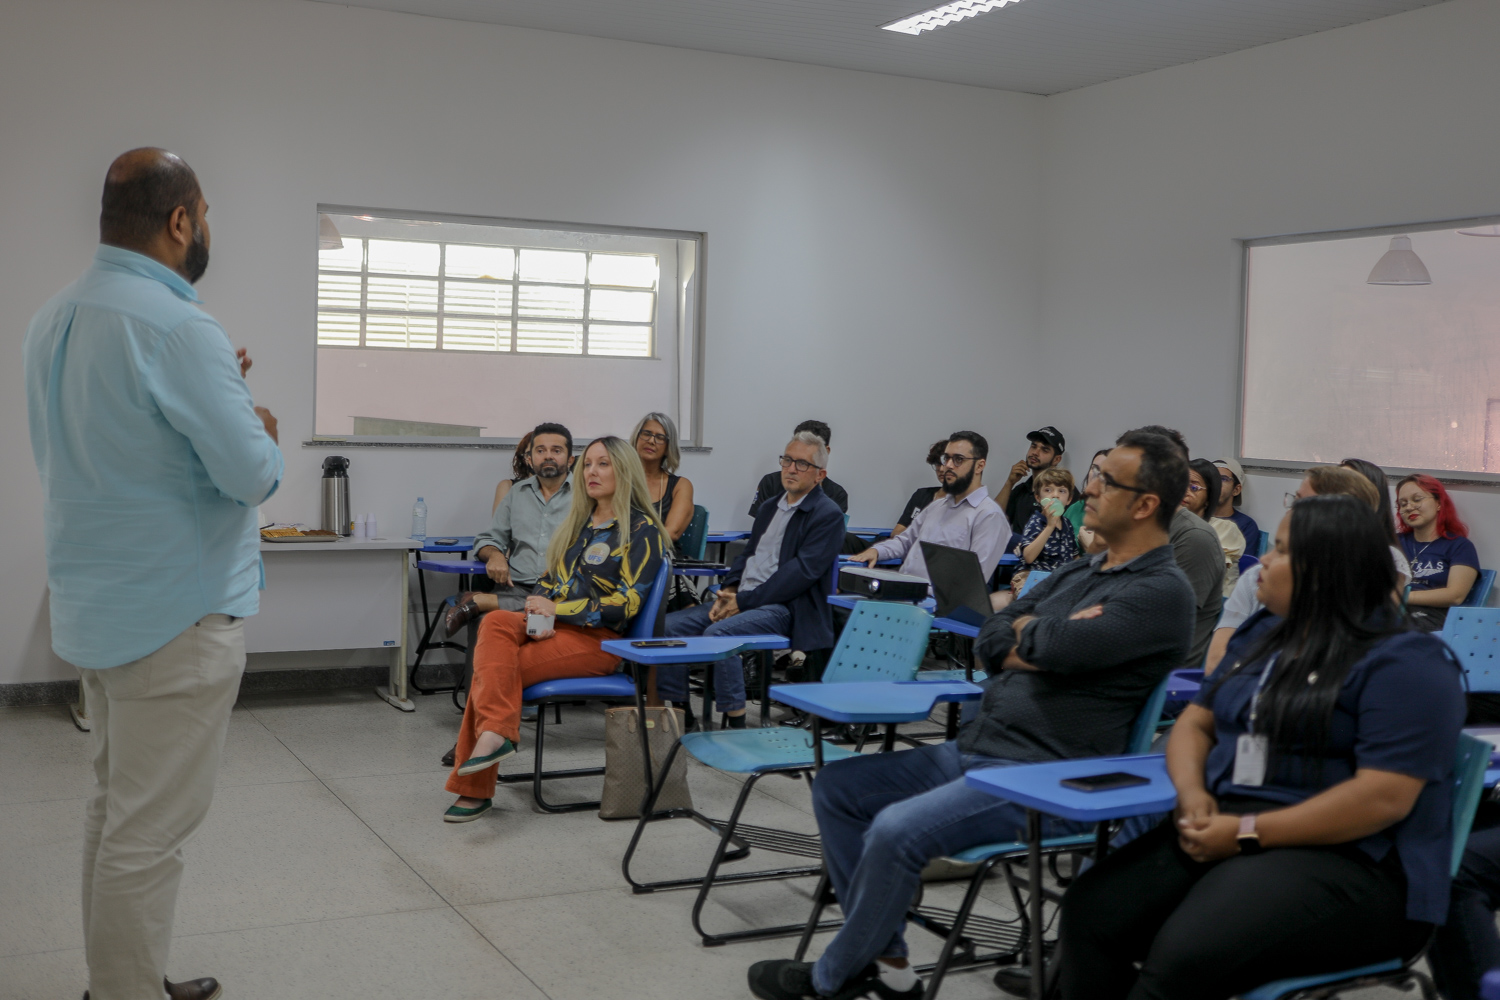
1015,467,1081,571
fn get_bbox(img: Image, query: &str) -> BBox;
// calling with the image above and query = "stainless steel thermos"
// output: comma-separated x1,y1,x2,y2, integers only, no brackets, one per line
321,456,351,535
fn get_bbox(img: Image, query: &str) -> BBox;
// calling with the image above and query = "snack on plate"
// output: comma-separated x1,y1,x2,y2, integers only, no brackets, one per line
260,526,303,537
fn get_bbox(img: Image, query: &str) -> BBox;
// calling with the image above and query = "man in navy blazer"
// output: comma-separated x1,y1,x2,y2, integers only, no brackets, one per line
659,431,845,727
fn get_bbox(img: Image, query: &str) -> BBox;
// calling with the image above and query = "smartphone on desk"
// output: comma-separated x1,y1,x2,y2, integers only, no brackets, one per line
1059,771,1150,793
631,639,688,648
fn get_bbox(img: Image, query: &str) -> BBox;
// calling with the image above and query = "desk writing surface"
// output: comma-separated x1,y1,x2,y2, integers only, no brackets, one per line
965,755,1175,822
828,594,936,613
258,537,424,553
601,634,788,664
769,680,982,724
933,616,982,639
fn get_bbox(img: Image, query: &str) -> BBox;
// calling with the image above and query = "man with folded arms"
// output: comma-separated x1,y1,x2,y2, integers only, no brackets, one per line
747,430,1194,1000
26,149,283,1000
660,431,844,727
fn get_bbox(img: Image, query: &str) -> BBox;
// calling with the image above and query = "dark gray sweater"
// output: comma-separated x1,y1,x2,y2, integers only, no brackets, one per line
963,544,1195,762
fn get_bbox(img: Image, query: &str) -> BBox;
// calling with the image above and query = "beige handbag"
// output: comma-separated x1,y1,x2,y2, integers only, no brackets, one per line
599,705,693,819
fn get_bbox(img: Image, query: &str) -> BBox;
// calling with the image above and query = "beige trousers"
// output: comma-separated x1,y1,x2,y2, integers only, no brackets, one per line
79,614,245,1000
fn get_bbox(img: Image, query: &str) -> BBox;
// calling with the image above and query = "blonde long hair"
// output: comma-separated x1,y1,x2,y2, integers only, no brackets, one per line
545,436,672,581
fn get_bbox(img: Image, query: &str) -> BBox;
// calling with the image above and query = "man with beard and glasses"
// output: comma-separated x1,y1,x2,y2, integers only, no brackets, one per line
447,422,577,633
25,148,283,1000
849,431,1009,586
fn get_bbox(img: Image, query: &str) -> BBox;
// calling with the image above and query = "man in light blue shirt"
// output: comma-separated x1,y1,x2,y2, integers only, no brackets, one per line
25,148,281,1000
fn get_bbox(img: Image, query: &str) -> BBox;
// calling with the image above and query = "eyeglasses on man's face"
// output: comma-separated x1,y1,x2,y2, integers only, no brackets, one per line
1096,470,1148,495
937,453,975,467
779,455,824,473
637,430,670,445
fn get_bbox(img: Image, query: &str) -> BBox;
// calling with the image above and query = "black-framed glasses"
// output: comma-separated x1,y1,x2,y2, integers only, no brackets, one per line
637,430,670,444
778,455,824,473
1097,470,1148,495
938,453,975,467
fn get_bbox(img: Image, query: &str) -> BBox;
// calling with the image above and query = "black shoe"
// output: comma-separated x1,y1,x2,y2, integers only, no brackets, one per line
444,594,483,638
993,966,1032,999
748,960,919,1000
683,705,698,731
725,713,748,729
441,744,456,768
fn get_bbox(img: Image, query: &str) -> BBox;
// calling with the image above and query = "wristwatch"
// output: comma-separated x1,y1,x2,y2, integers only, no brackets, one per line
1236,813,1264,855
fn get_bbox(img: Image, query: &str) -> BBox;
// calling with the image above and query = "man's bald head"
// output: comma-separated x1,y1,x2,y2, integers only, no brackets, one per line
100,148,203,249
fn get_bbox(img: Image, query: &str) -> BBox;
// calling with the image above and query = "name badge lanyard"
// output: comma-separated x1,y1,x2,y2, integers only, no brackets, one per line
1233,653,1278,788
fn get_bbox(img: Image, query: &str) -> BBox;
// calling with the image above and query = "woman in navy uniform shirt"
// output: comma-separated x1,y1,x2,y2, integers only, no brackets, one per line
1058,495,1465,1000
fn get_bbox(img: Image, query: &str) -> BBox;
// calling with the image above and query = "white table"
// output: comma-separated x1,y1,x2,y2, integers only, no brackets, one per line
251,536,425,711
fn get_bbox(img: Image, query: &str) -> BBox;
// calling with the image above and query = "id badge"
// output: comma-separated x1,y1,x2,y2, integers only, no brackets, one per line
1233,734,1269,787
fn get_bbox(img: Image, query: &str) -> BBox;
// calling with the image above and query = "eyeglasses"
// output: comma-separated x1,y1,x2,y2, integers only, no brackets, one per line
937,453,975,467
1396,495,1433,510
1185,483,1205,493
637,430,670,445
1097,470,1148,495
778,455,824,473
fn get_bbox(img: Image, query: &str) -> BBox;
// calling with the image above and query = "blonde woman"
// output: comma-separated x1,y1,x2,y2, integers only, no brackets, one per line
631,411,694,543
443,436,670,822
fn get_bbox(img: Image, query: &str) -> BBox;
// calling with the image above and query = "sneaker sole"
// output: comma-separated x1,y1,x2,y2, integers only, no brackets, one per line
443,804,492,823
455,745,517,775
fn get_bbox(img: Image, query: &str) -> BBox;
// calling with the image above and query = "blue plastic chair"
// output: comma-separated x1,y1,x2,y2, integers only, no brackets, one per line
621,600,934,946
1239,732,1490,1000
494,559,671,813
409,556,489,698
795,673,1177,996
1439,607,1500,692
1461,569,1496,608
1237,551,1260,575
678,505,710,561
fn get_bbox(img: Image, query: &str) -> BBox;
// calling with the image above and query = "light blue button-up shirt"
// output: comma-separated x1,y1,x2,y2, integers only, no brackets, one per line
25,246,284,669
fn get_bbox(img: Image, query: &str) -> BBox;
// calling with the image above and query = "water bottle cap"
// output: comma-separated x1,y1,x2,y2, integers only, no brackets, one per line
417,497,424,502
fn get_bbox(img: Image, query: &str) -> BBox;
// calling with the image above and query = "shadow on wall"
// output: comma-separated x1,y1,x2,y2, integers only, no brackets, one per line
24,589,74,683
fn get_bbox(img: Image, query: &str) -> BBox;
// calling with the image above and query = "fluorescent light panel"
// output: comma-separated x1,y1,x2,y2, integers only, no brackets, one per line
881,0,1023,36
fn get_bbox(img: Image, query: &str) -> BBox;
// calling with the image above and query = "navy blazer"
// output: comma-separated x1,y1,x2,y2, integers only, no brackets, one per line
724,483,844,651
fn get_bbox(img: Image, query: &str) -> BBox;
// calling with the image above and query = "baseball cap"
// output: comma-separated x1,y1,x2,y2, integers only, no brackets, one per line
1027,426,1065,455
1213,458,1244,483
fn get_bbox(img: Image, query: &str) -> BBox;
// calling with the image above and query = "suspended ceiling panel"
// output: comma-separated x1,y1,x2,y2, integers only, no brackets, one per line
308,0,1451,95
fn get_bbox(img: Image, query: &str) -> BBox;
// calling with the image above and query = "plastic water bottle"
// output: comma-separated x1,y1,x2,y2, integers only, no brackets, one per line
411,498,427,540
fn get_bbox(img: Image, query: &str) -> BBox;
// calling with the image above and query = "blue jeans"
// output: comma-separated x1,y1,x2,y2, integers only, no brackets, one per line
1431,810,1500,1000
809,740,1091,995
658,602,792,713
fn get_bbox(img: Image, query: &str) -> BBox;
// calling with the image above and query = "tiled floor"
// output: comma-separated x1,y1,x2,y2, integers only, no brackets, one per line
0,691,1030,1000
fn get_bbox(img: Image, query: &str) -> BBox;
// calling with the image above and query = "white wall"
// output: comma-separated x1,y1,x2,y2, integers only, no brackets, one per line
0,0,1045,684
1039,0,1500,576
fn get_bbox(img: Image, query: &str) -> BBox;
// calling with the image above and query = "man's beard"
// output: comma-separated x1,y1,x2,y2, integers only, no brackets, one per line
182,221,210,284
941,467,975,496
535,459,566,480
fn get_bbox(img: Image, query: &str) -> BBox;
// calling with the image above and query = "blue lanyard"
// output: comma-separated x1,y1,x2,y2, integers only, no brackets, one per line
1246,653,1280,737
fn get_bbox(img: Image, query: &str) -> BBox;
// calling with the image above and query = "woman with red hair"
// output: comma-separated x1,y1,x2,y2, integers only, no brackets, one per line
1396,474,1479,632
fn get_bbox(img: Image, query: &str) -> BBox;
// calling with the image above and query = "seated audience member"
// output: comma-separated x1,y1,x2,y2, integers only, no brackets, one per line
1430,802,1500,1000
1135,426,1224,667
1064,449,1108,539
750,419,848,516
442,437,669,822
1212,457,1260,552
849,432,1008,584
892,440,947,537
1015,467,1081,571
1397,474,1479,633
998,425,1067,536
1184,457,1246,597
632,411,694,545
447,423,575,629
658,431,844,728
989,567,1030,613
1058,495,1464,1000
1206,465,1406,672
747,431,1195,1000
493,431,533,513
1342,457,1400,540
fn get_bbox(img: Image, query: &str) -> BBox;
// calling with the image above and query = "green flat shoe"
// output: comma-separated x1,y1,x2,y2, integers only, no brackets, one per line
443,798,493,823
455,738,518,775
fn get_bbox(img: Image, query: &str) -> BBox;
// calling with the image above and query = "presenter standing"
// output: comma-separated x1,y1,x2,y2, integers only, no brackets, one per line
24,149,283,1000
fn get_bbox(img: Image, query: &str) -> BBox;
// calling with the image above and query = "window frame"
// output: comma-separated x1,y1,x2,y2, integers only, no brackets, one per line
1236,211,1500,486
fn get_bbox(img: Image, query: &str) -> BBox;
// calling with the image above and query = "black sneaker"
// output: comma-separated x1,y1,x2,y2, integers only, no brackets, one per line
725,713,748,729
992,966,1032,999
747,961,921,1000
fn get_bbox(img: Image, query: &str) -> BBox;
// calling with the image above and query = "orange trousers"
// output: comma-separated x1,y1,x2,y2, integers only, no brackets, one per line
445,610,620,799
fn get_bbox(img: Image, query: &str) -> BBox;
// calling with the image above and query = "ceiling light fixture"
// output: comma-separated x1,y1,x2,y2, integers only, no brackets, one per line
881,0,1024,36
1366,236,1431,286
318,213,343,250
1457,225,1500,237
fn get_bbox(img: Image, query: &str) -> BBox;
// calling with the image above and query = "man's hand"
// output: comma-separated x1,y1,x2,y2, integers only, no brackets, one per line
486,551,513,587
1007,460,1030,486
237,347,253,378
1177,812,1240,863
1011,614,1035,639
709,589,740,623
1069,604,1104,621
254,406,278,444
849,549,880,568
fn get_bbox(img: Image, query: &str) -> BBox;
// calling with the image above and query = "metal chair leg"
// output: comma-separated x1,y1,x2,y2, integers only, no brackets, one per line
921,856,1005,1000
496,699,609,813
794,872,834,960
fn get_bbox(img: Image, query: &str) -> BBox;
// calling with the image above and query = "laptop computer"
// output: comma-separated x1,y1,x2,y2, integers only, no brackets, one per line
921,541,993,629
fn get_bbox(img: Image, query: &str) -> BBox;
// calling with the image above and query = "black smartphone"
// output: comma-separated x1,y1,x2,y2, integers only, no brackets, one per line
435,537,459,545
1059,771,1150,793
631,639,688,648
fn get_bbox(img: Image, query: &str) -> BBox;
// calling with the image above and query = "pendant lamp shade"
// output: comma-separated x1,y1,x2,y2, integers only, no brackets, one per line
1457,225,1500,237
318,213,343,250
1366,235,1431,285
